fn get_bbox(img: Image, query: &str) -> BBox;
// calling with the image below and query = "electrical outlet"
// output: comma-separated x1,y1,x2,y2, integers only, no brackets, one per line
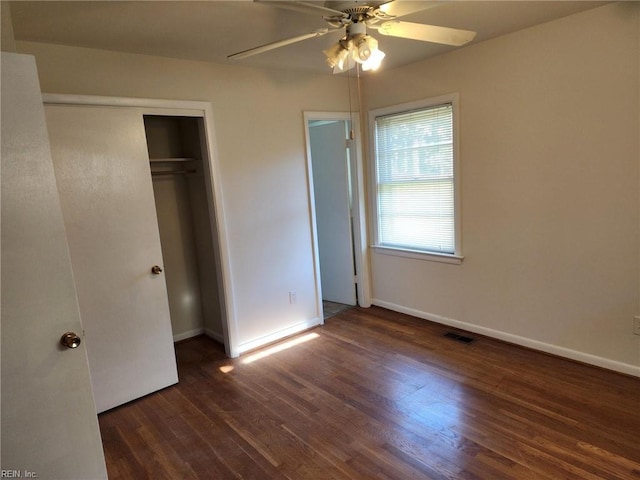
289,291,297,304
634,316,640,336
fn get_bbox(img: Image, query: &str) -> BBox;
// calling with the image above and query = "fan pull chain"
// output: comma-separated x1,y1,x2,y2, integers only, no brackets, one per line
347,62,355,140
356,63,363,140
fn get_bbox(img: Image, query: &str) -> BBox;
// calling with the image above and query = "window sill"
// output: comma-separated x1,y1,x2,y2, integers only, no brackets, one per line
372,245,464,265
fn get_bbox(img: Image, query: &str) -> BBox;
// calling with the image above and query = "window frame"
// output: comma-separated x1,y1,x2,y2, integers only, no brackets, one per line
369,93,463,264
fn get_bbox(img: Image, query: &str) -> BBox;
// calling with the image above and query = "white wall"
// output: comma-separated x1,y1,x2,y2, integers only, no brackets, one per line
363,3,640,374
17,41,350,352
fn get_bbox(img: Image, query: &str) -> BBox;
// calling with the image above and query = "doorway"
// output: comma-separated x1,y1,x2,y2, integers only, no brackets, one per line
42,94,238,359
304,112,371,320
145,115,225,344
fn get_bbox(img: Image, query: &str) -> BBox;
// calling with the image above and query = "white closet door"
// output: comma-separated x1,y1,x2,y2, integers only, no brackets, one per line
1,53,107,479
45,104,178,413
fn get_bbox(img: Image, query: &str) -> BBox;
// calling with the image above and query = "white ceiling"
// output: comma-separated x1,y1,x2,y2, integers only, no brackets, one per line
9,1,608,75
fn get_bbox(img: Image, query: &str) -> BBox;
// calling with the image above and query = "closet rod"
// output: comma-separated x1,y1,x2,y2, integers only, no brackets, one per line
151,169,197,176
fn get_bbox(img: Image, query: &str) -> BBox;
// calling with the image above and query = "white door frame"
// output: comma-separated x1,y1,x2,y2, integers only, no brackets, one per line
303,111,372,312
42,94,239,357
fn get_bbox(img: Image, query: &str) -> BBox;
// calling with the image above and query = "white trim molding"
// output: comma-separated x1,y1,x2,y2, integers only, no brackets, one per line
236,317,323,355
173,327,225,344
42,93,209,112
373,299,640,378
372,245,464,265
173,328,205,343
368,93,463,262
303,111,372,309
205,329,226,344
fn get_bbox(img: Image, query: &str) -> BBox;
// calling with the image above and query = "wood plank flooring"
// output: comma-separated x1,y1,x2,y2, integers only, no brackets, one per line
99,306,640,479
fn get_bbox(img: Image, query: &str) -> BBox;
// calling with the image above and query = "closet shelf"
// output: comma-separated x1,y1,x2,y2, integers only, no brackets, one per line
149,157,196,163
151,169,197,176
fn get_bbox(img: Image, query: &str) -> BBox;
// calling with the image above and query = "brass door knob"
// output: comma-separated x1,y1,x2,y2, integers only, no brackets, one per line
151,265,163,275
60,332,81,349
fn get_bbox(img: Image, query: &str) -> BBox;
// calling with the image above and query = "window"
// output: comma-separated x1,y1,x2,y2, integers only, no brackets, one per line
370,94,462,263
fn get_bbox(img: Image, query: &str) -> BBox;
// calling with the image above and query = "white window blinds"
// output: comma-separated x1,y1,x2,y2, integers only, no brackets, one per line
374,102,455,254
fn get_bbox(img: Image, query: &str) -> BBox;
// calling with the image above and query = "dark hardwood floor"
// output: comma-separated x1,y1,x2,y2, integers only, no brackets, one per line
99,306,640,479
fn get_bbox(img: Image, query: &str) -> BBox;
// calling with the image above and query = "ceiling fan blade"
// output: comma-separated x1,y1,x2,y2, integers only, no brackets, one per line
378,21,476,46
228,28,334,60
377,1,440,18
256,1,348,18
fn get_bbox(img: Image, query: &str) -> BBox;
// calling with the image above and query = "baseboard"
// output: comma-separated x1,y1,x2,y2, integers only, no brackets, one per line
204,328,225,344
173,327,205,343
174,326,227,345
372,299,640,378
237,317,323,355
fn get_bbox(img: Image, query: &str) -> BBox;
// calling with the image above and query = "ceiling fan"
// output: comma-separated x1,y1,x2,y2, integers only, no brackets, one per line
228,1,476,73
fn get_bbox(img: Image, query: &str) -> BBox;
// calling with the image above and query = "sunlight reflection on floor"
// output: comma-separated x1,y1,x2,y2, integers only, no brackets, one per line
241,332,320,365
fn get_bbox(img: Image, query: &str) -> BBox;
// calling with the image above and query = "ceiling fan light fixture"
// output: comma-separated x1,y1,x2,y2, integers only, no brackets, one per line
354,35,384,71
325,34,385,72
333,55,357,74
361,47,385,71
323,41,348,69
334,48,351,71
354,35,372,62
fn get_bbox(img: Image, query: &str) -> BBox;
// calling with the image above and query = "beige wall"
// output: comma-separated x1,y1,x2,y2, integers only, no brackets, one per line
363,3,640,373
1,1,16,52
17,40,351,350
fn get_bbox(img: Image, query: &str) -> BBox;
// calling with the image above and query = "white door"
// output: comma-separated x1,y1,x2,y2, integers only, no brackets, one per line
1,53,107,479
45,104,178,413
309,120,357,306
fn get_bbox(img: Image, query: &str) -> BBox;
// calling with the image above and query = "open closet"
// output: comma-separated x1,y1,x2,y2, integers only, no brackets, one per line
145,115,224,343
44,96,231,413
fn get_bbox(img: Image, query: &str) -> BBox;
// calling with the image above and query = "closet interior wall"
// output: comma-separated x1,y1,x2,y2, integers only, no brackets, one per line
144,115,223,342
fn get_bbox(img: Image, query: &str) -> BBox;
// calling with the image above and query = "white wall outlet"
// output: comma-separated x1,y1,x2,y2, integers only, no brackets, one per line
289,291,297,304
634,316,640,336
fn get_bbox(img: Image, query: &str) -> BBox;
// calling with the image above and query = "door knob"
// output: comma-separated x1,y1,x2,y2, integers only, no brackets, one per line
60,332,82,349
151,265,163,275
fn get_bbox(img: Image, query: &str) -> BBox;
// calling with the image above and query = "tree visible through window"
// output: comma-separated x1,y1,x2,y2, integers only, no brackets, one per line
372,98,459,257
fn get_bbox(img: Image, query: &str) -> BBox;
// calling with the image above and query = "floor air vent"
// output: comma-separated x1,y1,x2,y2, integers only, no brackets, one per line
444,332,475,344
